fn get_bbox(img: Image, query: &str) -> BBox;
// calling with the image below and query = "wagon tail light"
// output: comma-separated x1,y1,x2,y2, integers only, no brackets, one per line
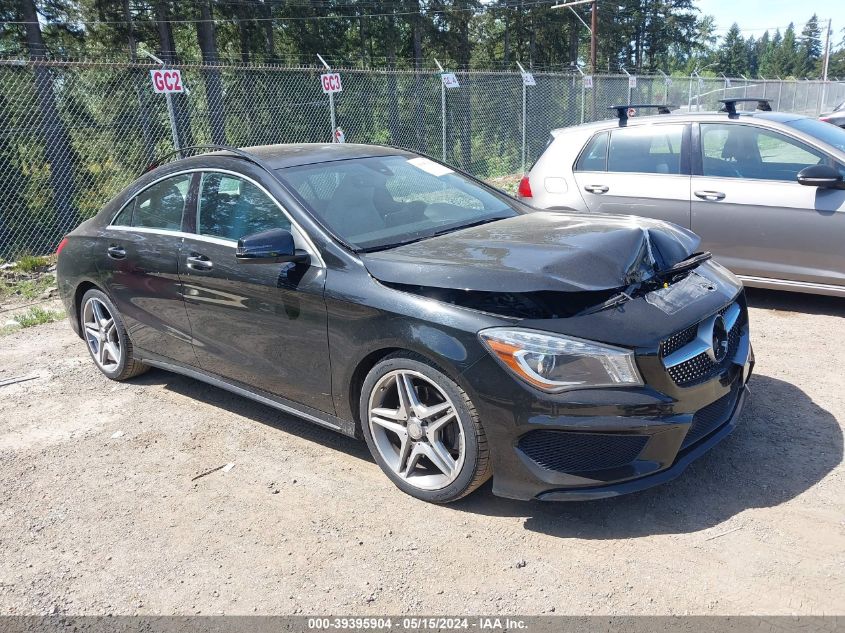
56,237,69,256
517,175,533,198
819,117,832,123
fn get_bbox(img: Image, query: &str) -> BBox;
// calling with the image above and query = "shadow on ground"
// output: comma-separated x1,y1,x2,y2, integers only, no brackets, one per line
745,287,845,317
453,373,842,537
132,369,373,462
137,366,841,538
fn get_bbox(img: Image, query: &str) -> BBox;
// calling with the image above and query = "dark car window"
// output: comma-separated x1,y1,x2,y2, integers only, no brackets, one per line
111,198,135,226
607,125,684,175
575,132,608,171
197,172,291,241
277,155,518,251
130,174,192,230
701,123,825,181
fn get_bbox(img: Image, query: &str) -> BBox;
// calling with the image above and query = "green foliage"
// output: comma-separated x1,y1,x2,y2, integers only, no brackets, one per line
15,254,50,273
0,274,55,300
12,306,65,328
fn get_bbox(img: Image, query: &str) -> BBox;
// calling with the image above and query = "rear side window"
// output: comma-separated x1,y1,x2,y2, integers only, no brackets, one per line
131,174,192,230
607,125,685,175
575,132,608,171
197,172,290,241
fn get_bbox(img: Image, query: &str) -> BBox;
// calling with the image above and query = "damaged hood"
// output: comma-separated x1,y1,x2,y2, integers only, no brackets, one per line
361,211,700,293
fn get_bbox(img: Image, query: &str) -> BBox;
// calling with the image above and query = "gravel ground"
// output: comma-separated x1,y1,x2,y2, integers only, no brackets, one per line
0,288,843,616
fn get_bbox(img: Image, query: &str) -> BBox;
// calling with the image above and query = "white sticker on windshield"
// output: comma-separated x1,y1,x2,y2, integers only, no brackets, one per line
407,156,454,177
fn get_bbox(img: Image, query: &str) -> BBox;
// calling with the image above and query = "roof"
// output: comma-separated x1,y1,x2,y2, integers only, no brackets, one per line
218,143,413,169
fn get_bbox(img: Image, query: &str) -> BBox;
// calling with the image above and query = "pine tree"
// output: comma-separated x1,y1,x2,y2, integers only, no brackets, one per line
716,23,748,77
798,15,822,78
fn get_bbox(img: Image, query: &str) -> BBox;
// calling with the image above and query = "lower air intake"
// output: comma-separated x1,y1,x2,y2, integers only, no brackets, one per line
517,431,649,474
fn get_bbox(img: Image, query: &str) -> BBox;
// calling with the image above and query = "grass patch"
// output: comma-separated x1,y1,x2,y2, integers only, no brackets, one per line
0,274,55,300
12,306,65,328
15,255,51,273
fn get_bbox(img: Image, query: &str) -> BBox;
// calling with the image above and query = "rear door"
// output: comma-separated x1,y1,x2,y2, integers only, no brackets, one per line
691,122,845,286
179,170,334,414
573,123,692,228
98,172,197,365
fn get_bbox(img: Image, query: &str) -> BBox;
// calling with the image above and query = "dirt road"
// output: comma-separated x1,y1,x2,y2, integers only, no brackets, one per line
1,288,843,616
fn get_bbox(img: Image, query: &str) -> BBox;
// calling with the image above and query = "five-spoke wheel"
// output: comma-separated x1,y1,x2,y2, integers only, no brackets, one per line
79,288,148,381
361,354,491,503
83,297,122,371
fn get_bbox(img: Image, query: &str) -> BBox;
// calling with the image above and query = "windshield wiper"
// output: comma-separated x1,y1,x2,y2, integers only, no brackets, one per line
655,251,712,278
575,283,641,317
357,215,510,253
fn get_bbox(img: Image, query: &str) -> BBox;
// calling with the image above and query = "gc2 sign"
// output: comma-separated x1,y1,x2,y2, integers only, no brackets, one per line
150,69,184,94
321,73,343,94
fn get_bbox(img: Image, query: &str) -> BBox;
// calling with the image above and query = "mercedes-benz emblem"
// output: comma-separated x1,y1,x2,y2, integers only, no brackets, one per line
710,314,729,363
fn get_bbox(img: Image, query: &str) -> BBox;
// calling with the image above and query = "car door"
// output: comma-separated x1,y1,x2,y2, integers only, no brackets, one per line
179,170,334,414
691,122,845,286
98,172,198,366
572,123,692,229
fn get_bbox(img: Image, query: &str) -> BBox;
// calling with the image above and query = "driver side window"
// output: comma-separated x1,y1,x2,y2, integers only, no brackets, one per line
701,123,825,181
197,172,290,241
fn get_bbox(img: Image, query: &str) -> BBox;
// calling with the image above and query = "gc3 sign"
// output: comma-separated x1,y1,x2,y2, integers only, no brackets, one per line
321,73,343,94
150,68,184,94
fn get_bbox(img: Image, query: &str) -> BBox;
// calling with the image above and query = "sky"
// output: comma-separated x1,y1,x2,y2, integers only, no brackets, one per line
695,0,842,46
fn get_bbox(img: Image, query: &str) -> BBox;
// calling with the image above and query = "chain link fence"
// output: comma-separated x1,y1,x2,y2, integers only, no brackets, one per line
1,58,844,258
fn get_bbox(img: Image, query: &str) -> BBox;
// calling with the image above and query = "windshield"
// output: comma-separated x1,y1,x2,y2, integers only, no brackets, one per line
276,155,519,251
786,117,845,153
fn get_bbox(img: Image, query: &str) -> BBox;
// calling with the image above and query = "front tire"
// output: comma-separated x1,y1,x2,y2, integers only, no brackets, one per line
360,353,491,503
79,288,149,381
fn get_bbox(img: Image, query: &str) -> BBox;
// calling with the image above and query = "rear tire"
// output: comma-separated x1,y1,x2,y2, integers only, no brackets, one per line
79,288,149,381
360,352,491,503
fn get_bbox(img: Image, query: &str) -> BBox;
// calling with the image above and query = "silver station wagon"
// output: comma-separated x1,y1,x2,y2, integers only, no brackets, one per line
521,99,845,297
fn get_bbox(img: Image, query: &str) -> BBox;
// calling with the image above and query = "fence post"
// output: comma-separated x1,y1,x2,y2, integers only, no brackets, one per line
516,62,528,174
435,59,447,162
777,79,783,110
317,54,336,140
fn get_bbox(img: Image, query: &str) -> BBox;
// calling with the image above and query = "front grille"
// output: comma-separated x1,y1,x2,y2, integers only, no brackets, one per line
662,301,746,387
518,431,649,474
682,386,740,448
659,323,698,358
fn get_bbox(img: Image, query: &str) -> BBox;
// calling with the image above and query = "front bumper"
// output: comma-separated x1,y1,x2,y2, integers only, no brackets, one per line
461,304,754,502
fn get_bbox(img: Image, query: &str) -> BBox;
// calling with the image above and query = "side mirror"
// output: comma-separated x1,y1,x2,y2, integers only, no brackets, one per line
797,164,845,189
235,228,309,264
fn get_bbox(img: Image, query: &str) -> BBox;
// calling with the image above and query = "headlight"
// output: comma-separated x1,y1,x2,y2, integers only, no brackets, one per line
478,327,643,393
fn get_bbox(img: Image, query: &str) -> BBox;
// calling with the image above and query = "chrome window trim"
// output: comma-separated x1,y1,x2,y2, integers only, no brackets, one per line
107,167,325,267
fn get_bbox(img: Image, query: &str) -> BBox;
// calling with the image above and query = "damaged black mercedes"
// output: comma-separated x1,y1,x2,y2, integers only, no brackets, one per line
56,144,753,503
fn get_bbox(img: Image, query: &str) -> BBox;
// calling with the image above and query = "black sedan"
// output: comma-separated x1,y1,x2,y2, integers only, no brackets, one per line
56,144,753,503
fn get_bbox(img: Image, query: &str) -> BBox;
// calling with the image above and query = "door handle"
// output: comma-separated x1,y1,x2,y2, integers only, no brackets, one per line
186,254,213,271
584,184,609,194
106,245,126,260
694,190,726,201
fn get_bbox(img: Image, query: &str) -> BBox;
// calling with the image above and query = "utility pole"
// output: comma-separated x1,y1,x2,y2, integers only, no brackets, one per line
553,0,597,73
822,18,832,82
590,0,597,74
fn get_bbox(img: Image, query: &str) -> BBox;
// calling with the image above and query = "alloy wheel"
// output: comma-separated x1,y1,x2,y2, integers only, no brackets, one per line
82,297,122,371
367,369,465,491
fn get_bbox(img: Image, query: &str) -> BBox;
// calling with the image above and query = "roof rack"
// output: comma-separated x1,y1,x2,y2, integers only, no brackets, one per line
608,104,678,125
142,144,277,178
718,98,772,116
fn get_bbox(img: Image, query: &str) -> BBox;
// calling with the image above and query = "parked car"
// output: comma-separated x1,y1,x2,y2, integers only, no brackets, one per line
57,143,752,503
820,101,845,128
521,99,845,297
